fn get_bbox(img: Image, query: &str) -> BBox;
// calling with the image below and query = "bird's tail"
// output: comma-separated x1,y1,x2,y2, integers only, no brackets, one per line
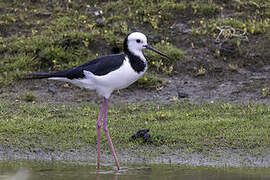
24,70,67,79
24,72,54,79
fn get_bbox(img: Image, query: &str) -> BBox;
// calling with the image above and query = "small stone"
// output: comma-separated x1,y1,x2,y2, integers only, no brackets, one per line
175,23,191,34
48,86,56,94
95,18,104,27
178,92,189,98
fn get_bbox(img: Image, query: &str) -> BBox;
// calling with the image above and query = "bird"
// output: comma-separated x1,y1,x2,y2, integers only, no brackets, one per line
26,32,170,170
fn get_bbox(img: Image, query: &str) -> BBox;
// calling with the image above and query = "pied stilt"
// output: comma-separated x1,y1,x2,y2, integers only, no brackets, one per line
26,32,169,170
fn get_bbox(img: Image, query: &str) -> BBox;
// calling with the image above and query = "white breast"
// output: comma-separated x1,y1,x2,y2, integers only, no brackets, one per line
76,57,146,98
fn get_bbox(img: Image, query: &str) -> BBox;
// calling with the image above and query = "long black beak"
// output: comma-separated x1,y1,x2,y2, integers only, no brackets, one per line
144,45,170,59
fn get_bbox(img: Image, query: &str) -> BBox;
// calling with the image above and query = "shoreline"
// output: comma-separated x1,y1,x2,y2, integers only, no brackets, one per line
1,146,270,168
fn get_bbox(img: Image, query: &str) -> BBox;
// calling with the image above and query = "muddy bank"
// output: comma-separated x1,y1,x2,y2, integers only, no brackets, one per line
1,146,270,168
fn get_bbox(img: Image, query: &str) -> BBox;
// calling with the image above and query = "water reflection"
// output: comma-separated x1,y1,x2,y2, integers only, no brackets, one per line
96,169,118,180
97,171,118,180
5,169,29,180
0,162,270,180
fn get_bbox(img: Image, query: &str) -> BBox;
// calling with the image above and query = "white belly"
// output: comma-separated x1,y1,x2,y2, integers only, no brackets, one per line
98,59,144,84
71,58,146,98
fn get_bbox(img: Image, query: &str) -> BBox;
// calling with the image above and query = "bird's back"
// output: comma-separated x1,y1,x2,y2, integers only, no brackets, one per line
27,54,126,79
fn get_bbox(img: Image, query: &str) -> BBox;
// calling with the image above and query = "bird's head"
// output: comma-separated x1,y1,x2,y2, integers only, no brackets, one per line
124,32,170,59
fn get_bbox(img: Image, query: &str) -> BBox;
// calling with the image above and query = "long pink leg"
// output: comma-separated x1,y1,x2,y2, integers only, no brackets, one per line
102,98,120,170
96,99,106,169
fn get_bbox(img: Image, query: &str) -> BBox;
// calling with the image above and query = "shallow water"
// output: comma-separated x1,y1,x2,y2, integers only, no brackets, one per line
0,161,269,180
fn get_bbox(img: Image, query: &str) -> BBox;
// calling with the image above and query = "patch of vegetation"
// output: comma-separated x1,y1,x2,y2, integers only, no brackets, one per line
0,0,269,87
262,87,270,98
0,100,269,154
195,66,206,76
145,41,186,74
23,91,36,102
133,72,164,90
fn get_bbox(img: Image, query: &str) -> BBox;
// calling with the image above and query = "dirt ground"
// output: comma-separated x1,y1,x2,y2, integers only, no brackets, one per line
1,62,270,105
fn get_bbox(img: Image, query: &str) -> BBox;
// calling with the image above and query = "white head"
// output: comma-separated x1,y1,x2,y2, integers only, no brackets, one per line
124,32,148,57
123,32,170,59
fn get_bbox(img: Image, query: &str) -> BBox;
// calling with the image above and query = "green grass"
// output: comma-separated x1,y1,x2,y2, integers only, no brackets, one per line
0,100,269,154
0,0,186,87
0,0,268,86
133,72,165,90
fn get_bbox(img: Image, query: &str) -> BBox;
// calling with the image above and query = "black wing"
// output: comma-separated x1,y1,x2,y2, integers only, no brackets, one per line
26,54,126,79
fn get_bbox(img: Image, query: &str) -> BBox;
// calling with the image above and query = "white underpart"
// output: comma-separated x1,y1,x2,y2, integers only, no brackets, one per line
49,56,146,99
